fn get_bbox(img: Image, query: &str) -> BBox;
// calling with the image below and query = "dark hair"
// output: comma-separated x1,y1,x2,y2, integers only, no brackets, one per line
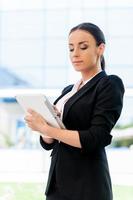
69,22,106,71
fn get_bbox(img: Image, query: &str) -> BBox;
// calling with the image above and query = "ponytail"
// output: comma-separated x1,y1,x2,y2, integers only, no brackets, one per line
101,55,105,71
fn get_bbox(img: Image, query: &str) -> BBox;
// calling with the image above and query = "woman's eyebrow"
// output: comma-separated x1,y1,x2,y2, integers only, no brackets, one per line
69,41,89,46
79,41,89,45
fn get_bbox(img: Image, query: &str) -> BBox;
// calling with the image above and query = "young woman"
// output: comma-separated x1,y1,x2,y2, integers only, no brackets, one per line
25,22,125,200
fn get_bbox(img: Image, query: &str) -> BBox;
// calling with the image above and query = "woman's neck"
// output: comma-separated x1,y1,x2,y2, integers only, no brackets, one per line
81,68,102,82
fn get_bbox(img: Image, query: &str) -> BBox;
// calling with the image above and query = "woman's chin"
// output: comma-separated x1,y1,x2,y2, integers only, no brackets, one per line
73,66,83,71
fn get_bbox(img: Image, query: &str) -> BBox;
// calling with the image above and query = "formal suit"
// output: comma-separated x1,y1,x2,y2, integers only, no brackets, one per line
40,71,124,200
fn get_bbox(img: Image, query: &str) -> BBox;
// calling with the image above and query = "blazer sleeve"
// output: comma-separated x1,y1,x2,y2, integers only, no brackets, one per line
78,75,125,153
40,136,57,150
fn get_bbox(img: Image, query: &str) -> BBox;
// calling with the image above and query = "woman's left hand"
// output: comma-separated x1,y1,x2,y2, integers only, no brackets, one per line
24,108,48,134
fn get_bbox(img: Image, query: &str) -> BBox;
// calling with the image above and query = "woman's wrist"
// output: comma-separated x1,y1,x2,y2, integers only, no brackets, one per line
41,123,54,143
41,122,50,136
42,136,54,144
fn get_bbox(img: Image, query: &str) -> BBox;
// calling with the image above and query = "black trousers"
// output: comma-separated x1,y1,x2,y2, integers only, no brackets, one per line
46,189,68,200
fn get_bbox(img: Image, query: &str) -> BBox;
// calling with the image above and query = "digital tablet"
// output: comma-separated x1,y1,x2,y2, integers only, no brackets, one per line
16,94,65,129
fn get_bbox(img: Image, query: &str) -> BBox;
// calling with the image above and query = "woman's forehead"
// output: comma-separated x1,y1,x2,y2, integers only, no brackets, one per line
69,30,96,44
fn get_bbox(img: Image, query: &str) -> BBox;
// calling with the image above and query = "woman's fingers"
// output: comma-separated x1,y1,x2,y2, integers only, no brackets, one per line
25,109,39,121
27,108,37,115
24,108,48,133
53,106,61,117
24,115,31,122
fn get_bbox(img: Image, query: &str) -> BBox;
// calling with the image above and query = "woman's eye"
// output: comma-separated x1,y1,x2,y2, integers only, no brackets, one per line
80,46,88,50
69,45,88,52
69,48,74,52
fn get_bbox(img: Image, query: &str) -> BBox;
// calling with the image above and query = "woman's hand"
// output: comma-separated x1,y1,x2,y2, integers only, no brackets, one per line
24,108,48,134
53,105,61,117
24,109,81,148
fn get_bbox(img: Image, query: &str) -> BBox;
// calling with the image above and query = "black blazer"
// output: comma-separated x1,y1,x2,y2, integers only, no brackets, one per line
40,71,124,200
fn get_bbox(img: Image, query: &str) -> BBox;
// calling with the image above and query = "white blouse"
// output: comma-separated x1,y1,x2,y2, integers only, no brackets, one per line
56,77,91,120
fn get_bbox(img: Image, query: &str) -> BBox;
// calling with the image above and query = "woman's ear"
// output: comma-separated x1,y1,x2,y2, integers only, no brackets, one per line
97,43,105,56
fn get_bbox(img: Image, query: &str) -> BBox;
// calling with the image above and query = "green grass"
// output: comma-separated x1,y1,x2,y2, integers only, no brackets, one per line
0,183,133,200
0,183,44,200
113,185,133,200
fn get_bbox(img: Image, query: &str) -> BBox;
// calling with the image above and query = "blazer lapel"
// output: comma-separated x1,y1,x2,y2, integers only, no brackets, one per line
54,85,73,105
63,71,107,121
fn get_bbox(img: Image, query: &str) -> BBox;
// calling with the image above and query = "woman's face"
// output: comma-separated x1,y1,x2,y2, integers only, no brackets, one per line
68,30,104,73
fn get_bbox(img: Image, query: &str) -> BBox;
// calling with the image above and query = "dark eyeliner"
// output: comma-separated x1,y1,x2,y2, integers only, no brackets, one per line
69,48,74,52
81,47,88,50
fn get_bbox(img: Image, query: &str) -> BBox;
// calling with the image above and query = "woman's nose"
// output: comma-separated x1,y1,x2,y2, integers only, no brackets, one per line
73,48,80,57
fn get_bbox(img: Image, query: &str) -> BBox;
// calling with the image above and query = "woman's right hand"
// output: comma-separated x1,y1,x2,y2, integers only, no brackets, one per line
53,105,61,117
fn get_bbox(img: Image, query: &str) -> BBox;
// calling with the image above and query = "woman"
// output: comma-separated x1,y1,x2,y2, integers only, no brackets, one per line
25,22,125,200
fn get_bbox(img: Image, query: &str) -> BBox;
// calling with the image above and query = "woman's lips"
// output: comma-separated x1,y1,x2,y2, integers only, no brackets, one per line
72,61,83,64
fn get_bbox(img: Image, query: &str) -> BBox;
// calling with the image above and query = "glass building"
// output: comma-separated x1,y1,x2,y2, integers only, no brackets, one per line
0,0,133,126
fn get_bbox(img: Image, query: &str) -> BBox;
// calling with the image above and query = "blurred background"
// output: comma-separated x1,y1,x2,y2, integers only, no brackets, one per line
0,0,133,200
